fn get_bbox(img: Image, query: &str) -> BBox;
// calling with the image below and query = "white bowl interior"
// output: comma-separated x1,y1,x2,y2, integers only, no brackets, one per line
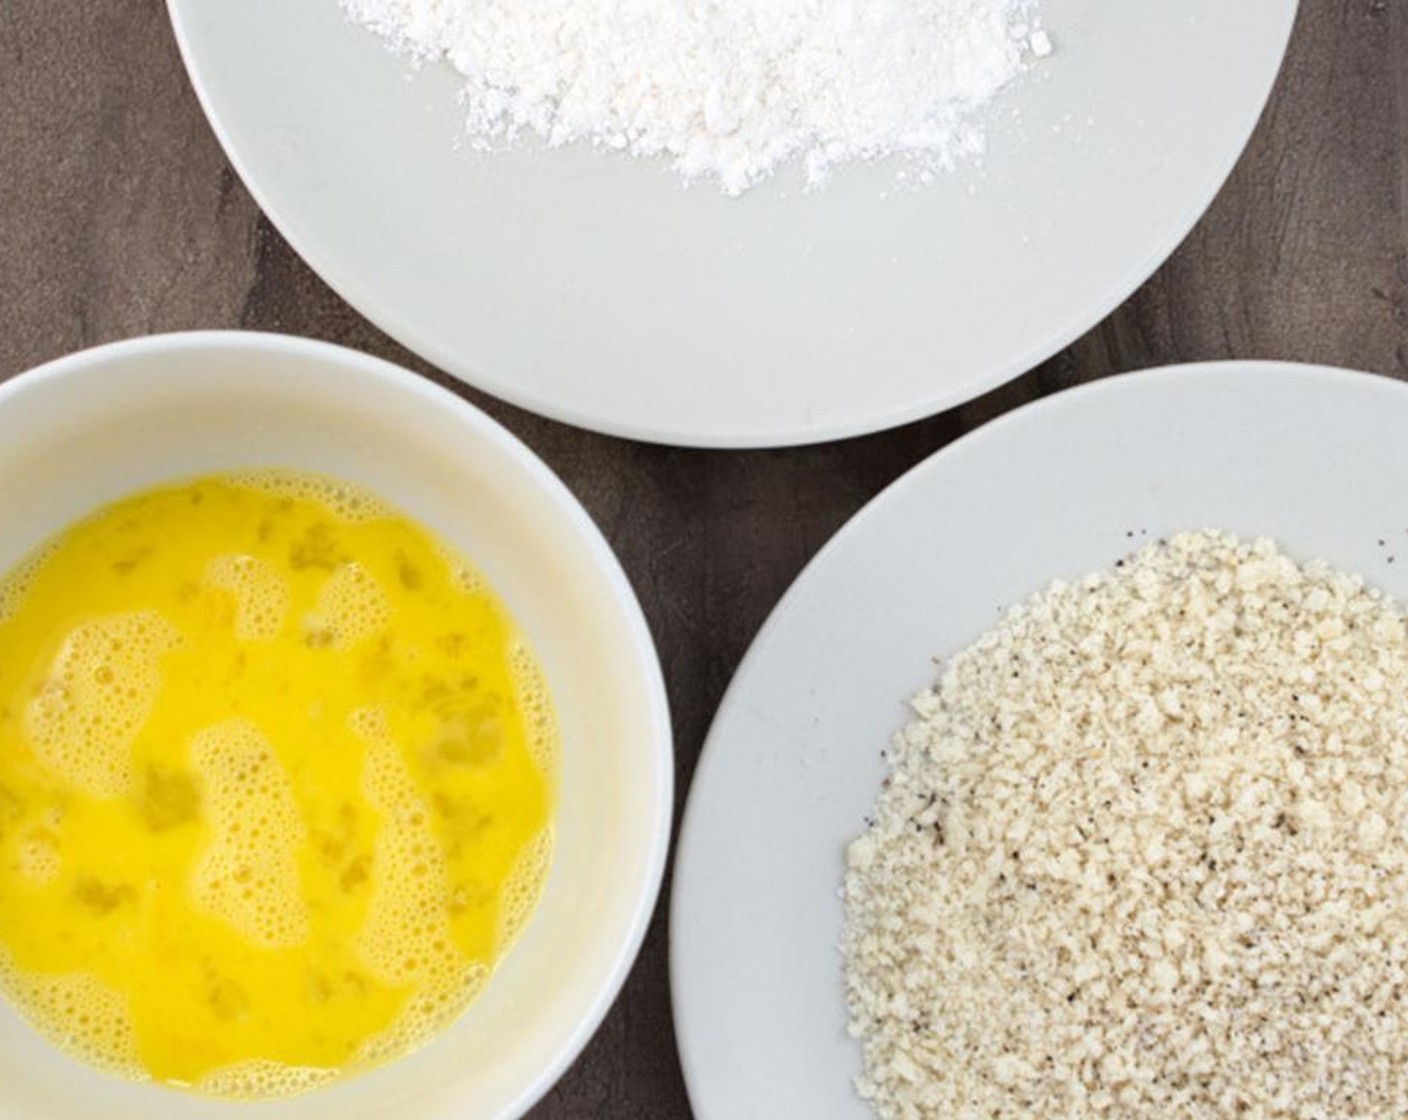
0,334,670,1120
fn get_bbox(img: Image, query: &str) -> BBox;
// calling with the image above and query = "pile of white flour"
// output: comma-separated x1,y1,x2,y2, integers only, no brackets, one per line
342,0,1050,194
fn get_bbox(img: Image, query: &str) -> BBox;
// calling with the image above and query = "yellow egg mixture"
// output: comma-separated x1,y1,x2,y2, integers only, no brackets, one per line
0,472,555,1098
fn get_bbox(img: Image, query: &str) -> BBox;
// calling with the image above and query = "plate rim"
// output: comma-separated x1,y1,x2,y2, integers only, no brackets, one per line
668,357,1408,1116
165,2,1300,449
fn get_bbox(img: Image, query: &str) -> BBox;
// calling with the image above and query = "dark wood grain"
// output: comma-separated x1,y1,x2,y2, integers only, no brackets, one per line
1,2,1406,1116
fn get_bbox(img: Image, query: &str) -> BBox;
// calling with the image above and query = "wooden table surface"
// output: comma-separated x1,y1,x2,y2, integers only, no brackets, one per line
2,2,1406,1116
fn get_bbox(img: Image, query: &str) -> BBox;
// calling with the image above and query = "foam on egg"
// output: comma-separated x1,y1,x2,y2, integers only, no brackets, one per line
0,540,59,626
350,709,460,987
0,945,142,1081
496,825,552,951
306,563,390,648
509,640,557,774
15,827,60,886
23,611,182,799
438,549,485,597
190,719,310,950
228,470,395,525
346,707,506,1060
354,962,489,1069
197,1059,337,1100
204,554,290,642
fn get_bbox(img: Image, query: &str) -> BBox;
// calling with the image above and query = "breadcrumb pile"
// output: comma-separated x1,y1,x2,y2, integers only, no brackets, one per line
843,531,1408,1120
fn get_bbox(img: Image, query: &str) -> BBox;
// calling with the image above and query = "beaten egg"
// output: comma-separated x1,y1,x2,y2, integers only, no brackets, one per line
0,471,555,1098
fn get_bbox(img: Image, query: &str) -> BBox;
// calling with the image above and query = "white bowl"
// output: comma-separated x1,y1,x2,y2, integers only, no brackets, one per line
0,332,672,1120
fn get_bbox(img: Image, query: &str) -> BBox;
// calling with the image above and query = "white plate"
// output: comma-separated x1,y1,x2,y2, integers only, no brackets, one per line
167,1,1297,448
670,362,1408,1117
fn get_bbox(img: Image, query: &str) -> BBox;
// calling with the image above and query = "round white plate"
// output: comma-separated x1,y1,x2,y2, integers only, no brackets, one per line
167,1,1297,448
670,362,1408,1117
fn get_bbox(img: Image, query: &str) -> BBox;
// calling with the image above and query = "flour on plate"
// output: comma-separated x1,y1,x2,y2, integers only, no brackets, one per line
341,0,1051,195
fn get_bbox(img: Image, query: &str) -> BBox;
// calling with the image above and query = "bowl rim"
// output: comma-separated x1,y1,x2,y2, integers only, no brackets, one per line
0,329,675,1120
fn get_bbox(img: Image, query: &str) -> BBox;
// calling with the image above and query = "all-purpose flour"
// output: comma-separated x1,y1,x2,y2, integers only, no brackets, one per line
343,0,1051,195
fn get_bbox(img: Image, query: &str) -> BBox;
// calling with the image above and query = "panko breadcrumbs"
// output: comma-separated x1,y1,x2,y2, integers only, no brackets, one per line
843,530,1408,1120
